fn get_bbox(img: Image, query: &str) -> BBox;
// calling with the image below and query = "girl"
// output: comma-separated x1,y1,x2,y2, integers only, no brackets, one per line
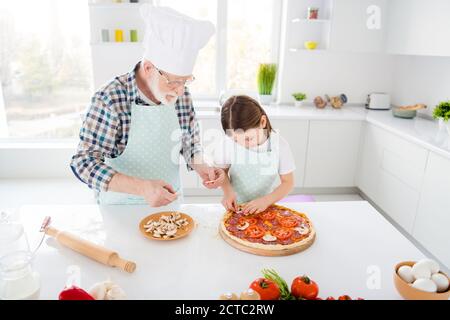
213,95,296,215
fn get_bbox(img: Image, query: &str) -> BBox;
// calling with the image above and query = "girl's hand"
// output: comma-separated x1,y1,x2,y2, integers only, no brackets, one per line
222,191,238,212
243,197,272,215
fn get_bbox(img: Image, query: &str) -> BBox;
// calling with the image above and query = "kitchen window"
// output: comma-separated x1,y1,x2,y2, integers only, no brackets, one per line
156,0,282,95
0,0,281,140
0,0,94,140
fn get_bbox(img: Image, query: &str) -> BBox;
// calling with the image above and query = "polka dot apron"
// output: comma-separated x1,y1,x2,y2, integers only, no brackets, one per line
98,102,182,205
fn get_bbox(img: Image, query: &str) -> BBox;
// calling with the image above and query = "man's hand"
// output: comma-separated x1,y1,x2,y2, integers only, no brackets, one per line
139,180,178,207
195,164,226,189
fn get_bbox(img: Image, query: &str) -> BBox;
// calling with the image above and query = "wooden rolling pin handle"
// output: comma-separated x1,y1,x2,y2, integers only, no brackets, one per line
45,226,136,274
109,254,136,274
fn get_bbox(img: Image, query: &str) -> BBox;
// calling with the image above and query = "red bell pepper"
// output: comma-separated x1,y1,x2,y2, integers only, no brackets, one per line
59,286,95,300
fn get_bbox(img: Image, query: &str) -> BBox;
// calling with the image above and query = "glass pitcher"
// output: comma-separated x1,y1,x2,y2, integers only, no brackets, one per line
0,211,30,257
0,251,40,300
0,211,40,300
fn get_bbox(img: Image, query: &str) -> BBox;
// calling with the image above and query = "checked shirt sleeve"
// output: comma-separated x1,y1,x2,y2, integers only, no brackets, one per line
70,94,120,192
176,88,203,171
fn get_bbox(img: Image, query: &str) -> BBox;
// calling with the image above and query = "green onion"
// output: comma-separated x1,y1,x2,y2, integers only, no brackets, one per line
257,64,277,95
262,269,296,300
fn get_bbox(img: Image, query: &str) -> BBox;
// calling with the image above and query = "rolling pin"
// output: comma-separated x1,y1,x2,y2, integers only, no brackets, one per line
45,226,136,274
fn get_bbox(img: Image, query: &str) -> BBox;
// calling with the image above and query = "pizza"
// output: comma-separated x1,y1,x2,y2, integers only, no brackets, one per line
220,204,316,252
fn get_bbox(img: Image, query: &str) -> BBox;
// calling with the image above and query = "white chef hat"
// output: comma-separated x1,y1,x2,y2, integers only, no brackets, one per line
140,4,216,76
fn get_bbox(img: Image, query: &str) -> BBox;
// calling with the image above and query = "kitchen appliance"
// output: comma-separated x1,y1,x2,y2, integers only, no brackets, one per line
366,93,391,110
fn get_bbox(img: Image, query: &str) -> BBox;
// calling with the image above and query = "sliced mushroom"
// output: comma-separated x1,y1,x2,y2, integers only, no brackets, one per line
237,222,250,231
294,225,310,235
263,234,277,242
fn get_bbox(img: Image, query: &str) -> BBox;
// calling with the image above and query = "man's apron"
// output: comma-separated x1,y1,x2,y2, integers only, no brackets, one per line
98,102,182,205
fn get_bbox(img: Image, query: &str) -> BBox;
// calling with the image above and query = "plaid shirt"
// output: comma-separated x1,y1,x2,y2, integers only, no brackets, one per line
70,63,202,192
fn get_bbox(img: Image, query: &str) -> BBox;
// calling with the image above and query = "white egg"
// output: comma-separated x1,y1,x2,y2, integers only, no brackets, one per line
431,273,449,293
416,259,440,274
412,261,432,279
398,265,415,283
412,278,437,293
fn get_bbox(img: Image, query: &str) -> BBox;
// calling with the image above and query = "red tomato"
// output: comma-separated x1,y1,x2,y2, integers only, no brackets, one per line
291,275,319,300
244,225,265,238
271,228,293,240
249,278,280,300
278,217,299,228
326,296,336,300
338,295,352,300
261,211,277,220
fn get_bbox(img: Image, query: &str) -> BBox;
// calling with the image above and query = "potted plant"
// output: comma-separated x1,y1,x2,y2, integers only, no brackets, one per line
432,100,450,135
257,63,277,105
292,92,307,107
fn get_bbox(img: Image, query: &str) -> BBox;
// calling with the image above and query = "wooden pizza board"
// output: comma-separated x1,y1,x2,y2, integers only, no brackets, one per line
219,225,316,257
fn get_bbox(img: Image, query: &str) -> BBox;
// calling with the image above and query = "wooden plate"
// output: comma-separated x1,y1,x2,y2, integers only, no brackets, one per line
219,227,316,257
139,212,195,241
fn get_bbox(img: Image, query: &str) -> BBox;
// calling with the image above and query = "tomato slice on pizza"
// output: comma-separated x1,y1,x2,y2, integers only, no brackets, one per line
271,227,294,240
278,216,299,228
245,225,265,239
260,211,277,220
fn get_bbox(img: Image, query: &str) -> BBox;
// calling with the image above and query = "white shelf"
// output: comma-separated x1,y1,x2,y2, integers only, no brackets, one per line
292,18,330,23
285,0,334,52
289,48,326,52
91,42,143,46
89,2,144,9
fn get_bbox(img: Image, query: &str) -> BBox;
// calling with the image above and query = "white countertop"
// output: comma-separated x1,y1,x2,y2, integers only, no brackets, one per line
19,201,425,300
196,104,450,159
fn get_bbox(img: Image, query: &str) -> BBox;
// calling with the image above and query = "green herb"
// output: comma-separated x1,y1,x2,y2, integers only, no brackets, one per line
433,100,450,122
262,269,296,300
257,64,277,95
292,92,307,101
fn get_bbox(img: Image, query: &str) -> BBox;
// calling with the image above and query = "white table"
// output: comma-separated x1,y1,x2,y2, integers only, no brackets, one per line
19,201,425,300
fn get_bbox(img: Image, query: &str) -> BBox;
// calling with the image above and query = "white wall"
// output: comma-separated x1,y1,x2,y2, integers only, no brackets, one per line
386,0,450,57
277,0,394,104
277,50,394,104
386,0,450,117
391,55,450,117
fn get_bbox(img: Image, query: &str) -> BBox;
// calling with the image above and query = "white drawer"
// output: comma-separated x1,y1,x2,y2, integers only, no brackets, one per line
371,125,429,191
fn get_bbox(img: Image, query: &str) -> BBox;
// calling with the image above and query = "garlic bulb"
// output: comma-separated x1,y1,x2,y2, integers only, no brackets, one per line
89,280,126,300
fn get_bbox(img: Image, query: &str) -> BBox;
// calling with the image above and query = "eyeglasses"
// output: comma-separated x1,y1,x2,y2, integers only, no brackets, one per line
156,68,195,88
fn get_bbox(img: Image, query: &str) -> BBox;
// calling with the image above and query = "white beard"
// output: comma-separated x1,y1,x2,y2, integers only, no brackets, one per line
148,72,178,107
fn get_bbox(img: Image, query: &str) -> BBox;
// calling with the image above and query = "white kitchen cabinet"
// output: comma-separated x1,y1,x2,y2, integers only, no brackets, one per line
357,123,429,233
357,122,382,202
304,120,363,188
386,0,450,57
271,119,309,188
413,152,450,268
330,0,387,53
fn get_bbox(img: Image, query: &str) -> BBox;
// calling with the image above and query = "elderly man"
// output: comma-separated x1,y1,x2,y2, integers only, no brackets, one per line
70,5,224,206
